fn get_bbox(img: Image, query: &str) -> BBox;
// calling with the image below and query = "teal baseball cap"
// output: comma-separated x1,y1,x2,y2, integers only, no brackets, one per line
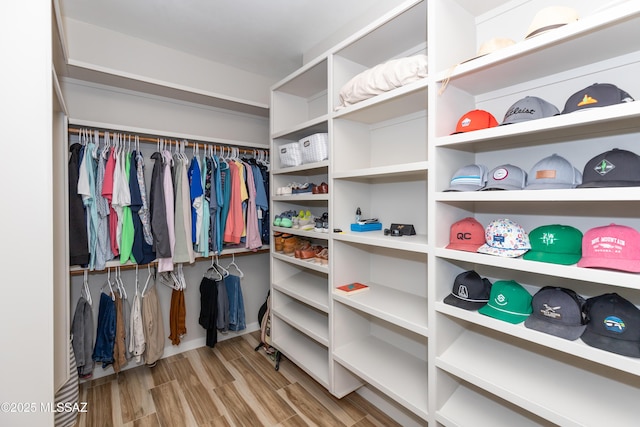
479,280,532,324
523,224,583,265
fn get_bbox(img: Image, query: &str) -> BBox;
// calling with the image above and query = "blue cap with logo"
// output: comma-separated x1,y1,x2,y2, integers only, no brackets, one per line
581,293,640,357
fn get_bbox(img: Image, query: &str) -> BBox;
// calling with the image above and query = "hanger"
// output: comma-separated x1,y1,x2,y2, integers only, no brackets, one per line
82,269,92,306
225,253,244,278
205,255,224,281
141,264,153,297
102,268,116,301
116,266,128,300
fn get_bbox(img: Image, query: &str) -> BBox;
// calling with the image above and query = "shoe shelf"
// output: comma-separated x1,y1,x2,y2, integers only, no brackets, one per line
271,319,330,389
271,160,329,176
272,292,329,347
333,301,429,420
272,193,329,202
271,260,329,313
272,226,329,241
434,323,640,426
272,252,329,274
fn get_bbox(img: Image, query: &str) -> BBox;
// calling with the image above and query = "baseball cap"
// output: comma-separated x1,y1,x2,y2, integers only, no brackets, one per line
525,154,582,189
524,286,587,340
525,6,579,39
443,270,492,311
561,83,634,114
463,37,516,63
478,280,533,324
581,293,640,357
577,148,640,188
577,223,640,273
501,96,560,125
523,224,583,265
445,164,489,191
477,218,531,258
446,217,486,252
482,164,527,191
452,110,498,134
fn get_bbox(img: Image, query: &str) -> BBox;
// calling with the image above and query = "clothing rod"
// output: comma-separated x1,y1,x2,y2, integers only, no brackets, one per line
68,126,268,156
69,248,269,276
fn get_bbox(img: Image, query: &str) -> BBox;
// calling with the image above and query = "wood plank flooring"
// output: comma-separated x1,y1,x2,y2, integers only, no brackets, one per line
74,332,401,427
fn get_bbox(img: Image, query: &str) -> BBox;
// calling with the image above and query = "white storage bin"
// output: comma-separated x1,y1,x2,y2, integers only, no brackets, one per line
300,133,328,164
278,142,303,167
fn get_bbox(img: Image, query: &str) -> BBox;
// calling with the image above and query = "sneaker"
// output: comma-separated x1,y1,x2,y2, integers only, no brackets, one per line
314,218,324,233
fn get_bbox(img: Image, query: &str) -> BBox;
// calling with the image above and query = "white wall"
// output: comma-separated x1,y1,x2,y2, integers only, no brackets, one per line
0,1,55,426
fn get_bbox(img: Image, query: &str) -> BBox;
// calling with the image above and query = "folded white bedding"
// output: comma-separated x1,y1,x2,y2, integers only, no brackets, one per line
337,54,428,109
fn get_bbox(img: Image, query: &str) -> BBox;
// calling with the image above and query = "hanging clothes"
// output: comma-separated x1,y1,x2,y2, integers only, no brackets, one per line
149,151,171,258
217,275,229,333
142,279,165,365
199,272,219,348
92,292,116,368
223,160,243,244
94,145,114,271
157,150,175,272
243,159,262,250
118,151,136,264
129,151,155,265
71,296,94,378
198,154,210,257
102,145,119,257
173,154,195,264
188,155,204,247
168,288,186,345
112,292,127,373
218,158,231,249
77,139,99,270
129,290,145,363
251,162,269,245
225,274,246,331
68,143,90,266
135,150,154,246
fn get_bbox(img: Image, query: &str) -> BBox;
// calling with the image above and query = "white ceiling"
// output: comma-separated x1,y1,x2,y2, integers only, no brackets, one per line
58,0,398,80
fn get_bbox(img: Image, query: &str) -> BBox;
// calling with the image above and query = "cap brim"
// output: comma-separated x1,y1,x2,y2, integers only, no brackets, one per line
524,315,586,340
481,185,523,191
523,251,581,265
577,181,640,188
581,329,640,357
577,257,640,273
478,303,531,324
444,184,484,192
443,293,487,310
446,242,485,252
477,244,529,258
525,183,578,190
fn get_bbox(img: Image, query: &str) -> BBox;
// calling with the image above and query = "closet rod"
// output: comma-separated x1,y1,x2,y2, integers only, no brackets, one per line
69,248,269,276
68,126,268,156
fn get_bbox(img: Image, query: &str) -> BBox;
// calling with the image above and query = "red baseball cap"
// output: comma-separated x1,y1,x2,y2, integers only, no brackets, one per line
452,109,498,134
446,217,485,252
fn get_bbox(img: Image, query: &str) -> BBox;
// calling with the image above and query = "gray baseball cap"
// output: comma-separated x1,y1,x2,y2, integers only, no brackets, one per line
482,164,527,191
524,286,587,340
501,96,559,125
525,154,582,189
445,164,489,191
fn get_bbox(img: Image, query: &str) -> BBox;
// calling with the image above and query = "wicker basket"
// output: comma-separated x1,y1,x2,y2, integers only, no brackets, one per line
299,133,328,164
278,142,303,167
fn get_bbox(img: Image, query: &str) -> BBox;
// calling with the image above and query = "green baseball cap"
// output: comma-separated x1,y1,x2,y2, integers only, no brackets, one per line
479,280,532,324
523,224,582,265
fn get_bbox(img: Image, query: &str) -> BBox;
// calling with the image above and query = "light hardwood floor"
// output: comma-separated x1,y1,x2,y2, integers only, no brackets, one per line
74,331,401,427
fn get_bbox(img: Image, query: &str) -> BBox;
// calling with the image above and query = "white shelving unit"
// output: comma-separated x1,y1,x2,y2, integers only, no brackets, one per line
429,1,640,426
271,0,640,424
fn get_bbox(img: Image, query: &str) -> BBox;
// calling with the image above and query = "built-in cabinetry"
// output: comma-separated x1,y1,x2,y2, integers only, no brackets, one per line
271,0,640,425
430,1,640,426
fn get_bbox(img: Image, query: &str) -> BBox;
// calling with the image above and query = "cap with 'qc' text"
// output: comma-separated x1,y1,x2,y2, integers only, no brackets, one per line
446,217,486,252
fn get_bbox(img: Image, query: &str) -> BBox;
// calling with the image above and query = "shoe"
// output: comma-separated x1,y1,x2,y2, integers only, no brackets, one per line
314,218,324,233
294,241,312,258
313,182,328,194
292,183,315,194
301,245,324,260
282,236,300,255
315,248,329,265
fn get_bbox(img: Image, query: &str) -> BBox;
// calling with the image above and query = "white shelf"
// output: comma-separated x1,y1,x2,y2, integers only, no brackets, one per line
333,335,428,420
333,282,428,337
272,193,329,202
435,382,553,427
272,252,329,274
272,301,329,346
273,271,329,313
333,161,428,180
434,247,640,290
272,325,329,389
271,226,329,241
435,186,640,202
333,230,429,254
436,327,640,426
433,3,640,92
271,160,329,176
436,301,640,377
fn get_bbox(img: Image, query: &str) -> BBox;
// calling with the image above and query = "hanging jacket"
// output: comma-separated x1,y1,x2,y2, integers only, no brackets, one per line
71,296,93,377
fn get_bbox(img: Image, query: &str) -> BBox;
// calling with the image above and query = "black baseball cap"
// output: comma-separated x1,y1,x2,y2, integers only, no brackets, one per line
581,293,640,357
578,148,640,188
444,270,492,311
524,286,586,340
561,83,634,114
